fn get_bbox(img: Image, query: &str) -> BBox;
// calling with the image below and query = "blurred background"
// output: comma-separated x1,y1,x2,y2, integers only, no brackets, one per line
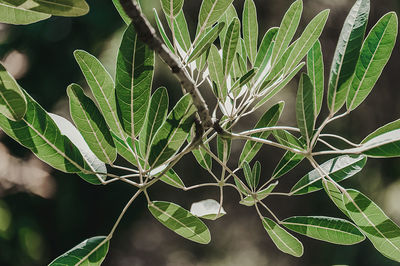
0,0,400,265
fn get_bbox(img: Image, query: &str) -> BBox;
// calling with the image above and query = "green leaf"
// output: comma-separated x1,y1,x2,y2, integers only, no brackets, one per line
148,201,211,244
112,0,131,25
322,179,349,217
0,63,27,121
291,155,367,195
7,0,90,17
296,73,315,145
217,135,231,163
282,216,365,245
161,0,184,17
346,12,398,111
188,22,225,63
254,27,278,69
239,101,284,166
240,181,278,206
218,4,238,46
243,0,258,65
360,119,400,158
222,18,240,77
148,94,196,168
49,236,109,266
262,217,304,257
160,169,185,189
190,199,226,220
139,87,169,162
273,129,304,150
327,0,369,113
110,131,143,167
284,9,330,74
49,113,106,185
208,45,226,99
153,8,175,52
0,1,50,25
67,84,117,165
0,92,87,175
343,189,400,262
116,23,155,138
307,40,324,118
198,0,234,30
270,0,303,65
168,10,192,53
243,161,253,190
189,127,212,171
252,161,261,189
272,150,304,180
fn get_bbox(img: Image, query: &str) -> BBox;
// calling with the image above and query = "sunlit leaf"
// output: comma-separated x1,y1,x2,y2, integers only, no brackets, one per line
272,151,304,180
243,0,258,65
190,199,226,220
307,40,324,118
0,1,50,25
223,18,240,77
153,8,174,52
161,0,184,18
160,169,185,189
322,179,349,217
198,0,234,30
240,181,278,206
112,0,130,25
208,45,225,99
296,73,315,145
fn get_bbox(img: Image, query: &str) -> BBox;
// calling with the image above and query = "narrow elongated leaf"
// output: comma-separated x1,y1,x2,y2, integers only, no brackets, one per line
0,1,50,25
223,18,240,77
240,181,278,206
112,0,130,25
49,236,109,266
282,216,365,245
262,217,304,257
346,12,398,111
49,114,106,185
273,129,304,150
161,0,184,17
67,84,117,165
148,94,196,168
116,23,155,138
10,0,90,17
0,63,26,120
217,135,231,163
148,201,211,244
272,151,304,179
190,199,226,220
189,127,212,171
255,27,278,69
198,0,234,30
208,45,225,99
360,119,400,158
154,8,175,52
168,10,192,52
218,4,238,47
110,131,143,167
296,73,315,145
243,0,258,64
284,9,330,73
252,161,261,188
327,0,369,113
343,189,400,262
243,161,253,190
188,22,225,63
307,40,324,118
291,155,367,195
160,169,185,189
322,179,349,217
139,87,169,161
270,0,303,65
239,102,284,166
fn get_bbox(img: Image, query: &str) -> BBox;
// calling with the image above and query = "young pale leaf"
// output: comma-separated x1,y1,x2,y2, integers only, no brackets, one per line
160,169,185,189
188,22,225,63
208,45,225,99
327,0,369,113
240,181,278,206
255,27,278,69
15,0,89,17
168,10,192,52
112,0,131,25
0,92,86,174
153,8,174,52
284,9,330,74
49,114,107,185
148,94,196,168
343,189,400,262
190,199,226,220
139,87,169,162
262,217,304,257
116,23,155,138
49,236,109,266
360,119,400,158
291,155,367,195
67,84,117,165
0,63,27,121
217,4,238,46
322,179,349,217
148,201,211,244
243,0,258,64
223,18,240,77
161,0,184,18
272,151,304,180
282,216,365,245
307,40,324,118
296,73,315,145
239,101,284,166
252,161,261,189
346,12,398,111
0,1,50,25
270,0,303,65
198,0,234,30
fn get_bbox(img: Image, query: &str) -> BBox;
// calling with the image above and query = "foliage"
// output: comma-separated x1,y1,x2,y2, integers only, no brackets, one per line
0,0,400,264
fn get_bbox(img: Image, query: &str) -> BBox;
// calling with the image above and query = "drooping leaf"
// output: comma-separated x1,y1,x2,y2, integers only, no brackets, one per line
190,199,226,220
0,63,27,121
208,45,226,99
282,216,365,245
346,12,398,111
160,169,185,189
322,179,349,217
148,201,211,244
262,217,304,257
307,40,324,118
343,189,400,262
296,73,315,145
198,0,234,30
116,23,155,138
153,8,175,52
148,94,196,168
270,0,303,65
161,0,184,18
291,155,367,195
239,101,284,166
67,84,117,165
243,0,258,65
327,0,369,113
49,236,109,266
223,18,240,77
112,0,131,25
6,0,90,17
240,181,278,206
272,150,304,180
0,1,50,25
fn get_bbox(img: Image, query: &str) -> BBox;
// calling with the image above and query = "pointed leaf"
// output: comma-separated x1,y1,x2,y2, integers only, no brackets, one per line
217,4,238,46
160,169,185,189
190,199,226,220
307,40,324,118
168,10,192,52
0,1,50,25
272,150,304,179
208,45,225,99
243,161,253,190
222,18,240,77
198,0,234,29
252,161,261,188
243,0,258,64
161,0,184,18
322,179,350,217
154,8,175,52
148,201,211,244
11,0,89,17
273,129,304,150
254,27,278,69
112,0,131,25
240,181,278,206
296,73,315,145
